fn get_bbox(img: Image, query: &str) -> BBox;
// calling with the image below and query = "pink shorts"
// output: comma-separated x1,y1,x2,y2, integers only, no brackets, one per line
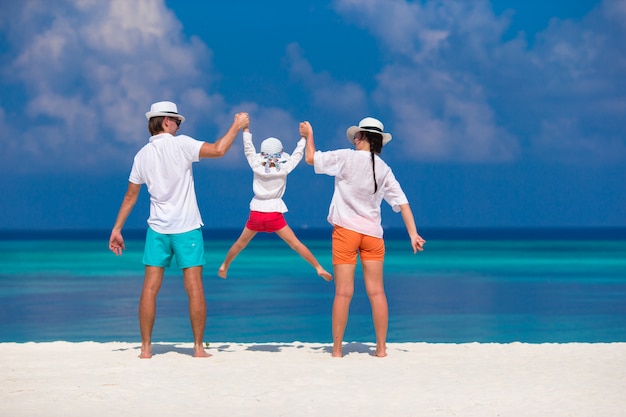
246,211,287,233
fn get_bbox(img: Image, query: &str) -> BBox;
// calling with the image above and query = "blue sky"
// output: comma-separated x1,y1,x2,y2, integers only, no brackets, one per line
0,0,624,231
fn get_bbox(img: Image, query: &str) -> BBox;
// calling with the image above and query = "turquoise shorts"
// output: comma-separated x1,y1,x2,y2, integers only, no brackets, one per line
143,227,206,268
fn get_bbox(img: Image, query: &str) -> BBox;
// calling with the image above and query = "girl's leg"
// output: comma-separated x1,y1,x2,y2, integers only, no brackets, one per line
275,225,332,281
332,264,356,357
362,260,387,357
218,227,257,278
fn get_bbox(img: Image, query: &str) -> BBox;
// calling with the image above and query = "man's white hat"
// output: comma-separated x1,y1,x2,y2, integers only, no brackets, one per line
145,101,185,123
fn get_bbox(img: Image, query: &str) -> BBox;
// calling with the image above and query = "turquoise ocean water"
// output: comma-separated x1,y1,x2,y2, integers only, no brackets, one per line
1,228,625,344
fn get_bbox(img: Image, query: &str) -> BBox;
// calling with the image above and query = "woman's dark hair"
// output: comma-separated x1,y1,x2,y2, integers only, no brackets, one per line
148,116,166,135
363,131,383,193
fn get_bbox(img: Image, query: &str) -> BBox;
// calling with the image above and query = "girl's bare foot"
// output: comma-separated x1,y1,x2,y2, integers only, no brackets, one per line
316,266,333,282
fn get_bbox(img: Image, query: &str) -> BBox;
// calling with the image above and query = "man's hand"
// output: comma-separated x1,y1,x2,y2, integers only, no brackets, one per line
235,112,250,130
109,230,125,256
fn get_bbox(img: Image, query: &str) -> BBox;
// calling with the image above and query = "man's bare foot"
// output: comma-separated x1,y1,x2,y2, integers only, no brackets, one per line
194,344,212,358
316,266,333,282
217,264,228,279
139,345,152,359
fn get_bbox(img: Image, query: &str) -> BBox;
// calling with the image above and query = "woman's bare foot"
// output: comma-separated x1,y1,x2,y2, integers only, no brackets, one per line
373,346,387,357
332,342,343,357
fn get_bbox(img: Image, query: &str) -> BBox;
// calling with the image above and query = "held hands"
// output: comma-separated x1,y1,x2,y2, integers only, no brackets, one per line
299,121,312,139
234,112,250,130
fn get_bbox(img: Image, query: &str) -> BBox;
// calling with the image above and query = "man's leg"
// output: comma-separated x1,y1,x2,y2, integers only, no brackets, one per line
183,266,211,357
139,266,164,359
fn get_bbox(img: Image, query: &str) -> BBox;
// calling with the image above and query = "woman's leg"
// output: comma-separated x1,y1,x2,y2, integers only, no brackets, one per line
218,227,257,278
362,260,387,357
331,263,356,357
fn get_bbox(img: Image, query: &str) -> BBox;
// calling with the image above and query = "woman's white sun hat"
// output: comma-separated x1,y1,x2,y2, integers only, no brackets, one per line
145,101,185,123
346,117,392,145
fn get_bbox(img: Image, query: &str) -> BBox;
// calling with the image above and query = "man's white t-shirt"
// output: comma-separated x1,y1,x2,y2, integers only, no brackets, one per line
314,149,408,238
129,133,204,234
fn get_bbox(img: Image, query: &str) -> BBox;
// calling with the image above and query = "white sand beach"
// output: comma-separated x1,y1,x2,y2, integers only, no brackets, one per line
1,341,624,417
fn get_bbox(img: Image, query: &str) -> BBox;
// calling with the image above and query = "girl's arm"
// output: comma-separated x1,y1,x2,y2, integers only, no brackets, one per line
242,127,257,161
287,137,306,170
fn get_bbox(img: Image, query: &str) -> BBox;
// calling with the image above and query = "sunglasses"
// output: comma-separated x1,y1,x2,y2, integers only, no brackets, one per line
168,117,181,127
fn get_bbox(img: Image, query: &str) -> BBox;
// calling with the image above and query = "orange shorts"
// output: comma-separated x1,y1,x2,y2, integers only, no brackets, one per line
332,225,385,265
246,211,287,233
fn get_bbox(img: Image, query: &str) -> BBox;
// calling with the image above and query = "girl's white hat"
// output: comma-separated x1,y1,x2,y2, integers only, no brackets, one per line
261,137,283,155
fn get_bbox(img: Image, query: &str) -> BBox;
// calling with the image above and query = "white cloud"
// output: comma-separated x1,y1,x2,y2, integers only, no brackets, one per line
372,65,519,162
329,0,625,164
2,0,624,171
603,0,626,20
1,0,221,172
285,43,368,116
535,117,626,163
521,1,626,163
203,100,301,165
330,0,519,162
240,105,301,150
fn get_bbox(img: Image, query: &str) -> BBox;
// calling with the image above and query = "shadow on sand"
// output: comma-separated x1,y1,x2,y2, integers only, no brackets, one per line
113,341,377,357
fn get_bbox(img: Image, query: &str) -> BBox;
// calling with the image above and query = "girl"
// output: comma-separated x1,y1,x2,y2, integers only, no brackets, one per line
218,125,332,282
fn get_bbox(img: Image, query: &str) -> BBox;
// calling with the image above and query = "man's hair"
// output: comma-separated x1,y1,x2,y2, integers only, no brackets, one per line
148,116,165,135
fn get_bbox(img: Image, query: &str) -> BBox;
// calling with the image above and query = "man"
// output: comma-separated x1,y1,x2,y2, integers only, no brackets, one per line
109,101,249,358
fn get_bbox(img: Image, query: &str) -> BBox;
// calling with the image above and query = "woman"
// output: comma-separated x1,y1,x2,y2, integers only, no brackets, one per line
300,118,426,357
